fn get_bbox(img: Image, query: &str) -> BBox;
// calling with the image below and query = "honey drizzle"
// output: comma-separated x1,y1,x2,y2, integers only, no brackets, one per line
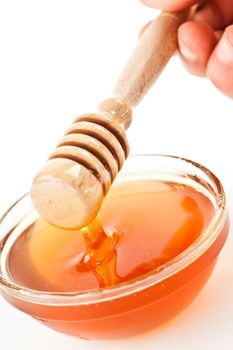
77,217,119,287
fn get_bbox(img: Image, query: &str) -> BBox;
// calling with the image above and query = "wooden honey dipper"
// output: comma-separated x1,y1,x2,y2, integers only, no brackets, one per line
31,9,193,229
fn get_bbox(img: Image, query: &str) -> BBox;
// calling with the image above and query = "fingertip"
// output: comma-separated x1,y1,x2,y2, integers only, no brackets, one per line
207,25,233,99
214,25,233,63
178,21,217,76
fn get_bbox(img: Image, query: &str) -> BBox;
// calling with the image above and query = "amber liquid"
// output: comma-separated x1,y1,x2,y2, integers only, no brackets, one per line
4,180,228,339
8,180,214,292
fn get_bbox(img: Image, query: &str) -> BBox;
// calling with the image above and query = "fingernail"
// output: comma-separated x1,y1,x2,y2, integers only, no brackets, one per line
179,43,199,62
216,33,233,63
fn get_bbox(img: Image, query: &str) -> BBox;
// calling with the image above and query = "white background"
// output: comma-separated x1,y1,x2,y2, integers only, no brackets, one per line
0,1,233,349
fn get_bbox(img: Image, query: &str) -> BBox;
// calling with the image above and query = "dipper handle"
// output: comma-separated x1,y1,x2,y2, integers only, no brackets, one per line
113,10,190,107
31,9,191,229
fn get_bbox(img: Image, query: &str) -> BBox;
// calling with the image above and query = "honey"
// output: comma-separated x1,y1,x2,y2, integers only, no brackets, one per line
7,180,214,293
0,155,229,340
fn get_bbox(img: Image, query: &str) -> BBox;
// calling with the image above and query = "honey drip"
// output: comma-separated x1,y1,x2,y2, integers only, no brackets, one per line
77,219,119,287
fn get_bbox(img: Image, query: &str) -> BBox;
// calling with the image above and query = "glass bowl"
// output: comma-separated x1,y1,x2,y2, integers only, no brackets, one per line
0,155,229,340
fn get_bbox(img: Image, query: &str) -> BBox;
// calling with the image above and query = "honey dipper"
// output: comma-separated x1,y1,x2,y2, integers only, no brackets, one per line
31,9,192,229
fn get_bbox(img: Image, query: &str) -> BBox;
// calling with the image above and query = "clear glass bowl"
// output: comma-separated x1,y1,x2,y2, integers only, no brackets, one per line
0,155,229,340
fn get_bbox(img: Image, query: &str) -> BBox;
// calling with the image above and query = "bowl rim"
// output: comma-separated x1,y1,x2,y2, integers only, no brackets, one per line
0,154,227,306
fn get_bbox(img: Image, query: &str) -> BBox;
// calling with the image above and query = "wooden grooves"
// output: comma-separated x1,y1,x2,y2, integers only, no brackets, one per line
49,152,104,190
66,121,125,169
49,112,129,194
65,122,122,170
49,145,111,194
76,114,129,158
57,134,117,182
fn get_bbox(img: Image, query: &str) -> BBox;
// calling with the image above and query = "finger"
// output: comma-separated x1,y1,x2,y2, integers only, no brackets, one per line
140,0,198,12
178,21,217,76
140,1,233,30
194,0,233,30
207,25,233,99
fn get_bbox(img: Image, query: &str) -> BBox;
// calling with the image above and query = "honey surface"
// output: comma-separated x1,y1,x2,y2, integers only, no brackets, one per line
7,180,215,292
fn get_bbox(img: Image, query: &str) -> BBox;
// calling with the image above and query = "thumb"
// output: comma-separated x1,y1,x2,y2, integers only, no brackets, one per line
140,0,199,11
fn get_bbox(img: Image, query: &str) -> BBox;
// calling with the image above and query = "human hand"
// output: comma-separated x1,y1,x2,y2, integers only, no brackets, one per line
140,1,233,99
